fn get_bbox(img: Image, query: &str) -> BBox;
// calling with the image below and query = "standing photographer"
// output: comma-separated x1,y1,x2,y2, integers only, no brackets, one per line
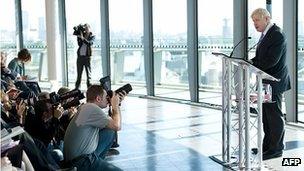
74,23,95,90
63,85,124,171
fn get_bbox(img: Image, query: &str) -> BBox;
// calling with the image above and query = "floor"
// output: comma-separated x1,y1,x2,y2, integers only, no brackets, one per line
105,97,304,171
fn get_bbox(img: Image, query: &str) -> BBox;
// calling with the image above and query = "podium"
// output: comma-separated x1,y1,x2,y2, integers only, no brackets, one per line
210,52,279,170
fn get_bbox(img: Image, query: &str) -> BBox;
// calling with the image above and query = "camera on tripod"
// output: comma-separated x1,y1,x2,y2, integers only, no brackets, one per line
73,24,86,36
99,76,133,98
49,89,85,109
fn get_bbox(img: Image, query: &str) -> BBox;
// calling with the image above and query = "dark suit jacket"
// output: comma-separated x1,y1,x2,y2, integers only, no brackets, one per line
77,32,95,57
252,24,291,94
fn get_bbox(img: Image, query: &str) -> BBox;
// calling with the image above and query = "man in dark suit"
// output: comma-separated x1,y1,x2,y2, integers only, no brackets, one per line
251,8,291,160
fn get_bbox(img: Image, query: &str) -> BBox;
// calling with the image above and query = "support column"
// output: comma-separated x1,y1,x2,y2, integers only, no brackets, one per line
100,0,110,78
283,0,297,122
45,0,60,91
58,0,68,86
187,0,198,102
143,0,154,95
233,0,248,59
15,0,23,51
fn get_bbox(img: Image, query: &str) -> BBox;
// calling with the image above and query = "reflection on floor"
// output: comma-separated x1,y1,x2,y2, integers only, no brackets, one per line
104,97,304,171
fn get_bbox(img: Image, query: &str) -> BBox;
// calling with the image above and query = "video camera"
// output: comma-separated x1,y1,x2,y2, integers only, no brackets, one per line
49,89,85,110
99,76,132,98
73,24,86,36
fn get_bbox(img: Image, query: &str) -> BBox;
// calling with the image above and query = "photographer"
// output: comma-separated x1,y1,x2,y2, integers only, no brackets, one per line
63,85,124,171
74,23,95,90
23,96,64,163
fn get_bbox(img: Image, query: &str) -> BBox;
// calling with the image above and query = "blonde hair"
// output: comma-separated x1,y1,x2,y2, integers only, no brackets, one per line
251,8,271,20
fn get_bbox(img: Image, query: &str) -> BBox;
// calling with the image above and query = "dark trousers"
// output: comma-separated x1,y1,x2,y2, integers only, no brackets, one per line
75,56,91,89
262,93,285,153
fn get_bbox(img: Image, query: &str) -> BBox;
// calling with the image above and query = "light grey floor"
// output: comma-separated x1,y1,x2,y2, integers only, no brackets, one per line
106,97,304,171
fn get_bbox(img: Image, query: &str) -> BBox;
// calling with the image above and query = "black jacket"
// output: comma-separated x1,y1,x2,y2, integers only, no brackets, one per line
252,24,291,94
77,32,95,57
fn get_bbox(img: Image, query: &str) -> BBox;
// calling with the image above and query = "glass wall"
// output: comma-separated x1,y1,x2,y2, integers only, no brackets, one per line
248,0,266,60
198,0,233,105
298,0,304,122
65,0,101,90
21,0,47,81
153,0,189,100
272,0,283,28
109,0,145,95
0,1,17,68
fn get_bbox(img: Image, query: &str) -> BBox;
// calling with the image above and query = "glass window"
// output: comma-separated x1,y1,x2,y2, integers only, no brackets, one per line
198,0,233,105
298,0,304,123
272,0,283,28
109,0,145,95
248,0,266,59
153,0,189,100
65,0,101,90
21,0,47,81
0,1,17,67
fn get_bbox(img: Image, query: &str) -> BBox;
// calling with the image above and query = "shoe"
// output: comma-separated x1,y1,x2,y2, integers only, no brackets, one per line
251,148,268,155
111,142,120,148
106,149,120,157
262,150,282,160
251,148,258,155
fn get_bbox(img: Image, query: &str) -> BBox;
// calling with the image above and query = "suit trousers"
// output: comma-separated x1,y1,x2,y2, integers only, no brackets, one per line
75,56,91,89
262,93,285,153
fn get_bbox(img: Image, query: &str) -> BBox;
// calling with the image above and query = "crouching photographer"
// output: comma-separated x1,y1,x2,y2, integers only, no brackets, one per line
63,85,129,171
100,76,132,148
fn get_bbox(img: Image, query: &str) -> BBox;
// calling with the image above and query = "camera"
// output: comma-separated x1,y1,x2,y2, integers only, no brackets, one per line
16,95,38,106
49,89,85,109
99,76,133,98
15,90,38,106
73,24,86,36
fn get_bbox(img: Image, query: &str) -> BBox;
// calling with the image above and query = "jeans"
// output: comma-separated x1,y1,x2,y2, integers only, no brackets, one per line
95,128,116,159
68,129,122,171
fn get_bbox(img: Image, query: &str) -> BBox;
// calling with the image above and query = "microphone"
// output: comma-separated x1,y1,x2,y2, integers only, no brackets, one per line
247,42,258,53
229,36,251,58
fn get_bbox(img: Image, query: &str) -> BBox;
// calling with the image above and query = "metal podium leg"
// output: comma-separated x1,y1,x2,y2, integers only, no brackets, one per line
227,60,232,163
221,59,232,163
238,68,244,169
222,59,227,162
257,75,263,167
244,66,251,169
222,58,231,162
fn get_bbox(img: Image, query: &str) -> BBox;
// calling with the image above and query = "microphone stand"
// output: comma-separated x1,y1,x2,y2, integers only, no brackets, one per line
229,37,251,58
246,42,259,62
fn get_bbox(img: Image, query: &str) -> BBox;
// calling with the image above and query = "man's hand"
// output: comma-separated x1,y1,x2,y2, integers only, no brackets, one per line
17,100,27,116
110,92,120,109
117,91,127,102
77,32,84,40
6,88,21,100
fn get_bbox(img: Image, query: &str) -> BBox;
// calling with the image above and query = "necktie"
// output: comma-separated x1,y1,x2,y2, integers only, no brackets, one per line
258,33,264,45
